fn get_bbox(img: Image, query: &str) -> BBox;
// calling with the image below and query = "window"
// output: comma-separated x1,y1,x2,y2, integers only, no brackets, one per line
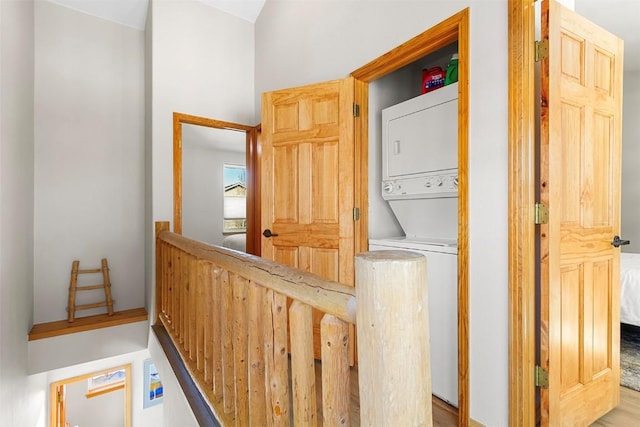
86,368,126,398
223,164,247,232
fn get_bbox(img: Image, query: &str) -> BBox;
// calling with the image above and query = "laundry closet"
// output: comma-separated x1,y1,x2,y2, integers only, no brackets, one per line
367,42,460,408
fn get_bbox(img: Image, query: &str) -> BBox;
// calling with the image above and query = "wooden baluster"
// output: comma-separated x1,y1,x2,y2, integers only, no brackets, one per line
168,245,176,329
248,282,266,424
160,241,167,319
290,301,317,427
174,250,182,342
164,244,176,333
356,251,432,426
180,253,191,359
196,260,207,374
321,314,350,427
220,270,235,415
212,266,224,400
189,255,197,361
264,289,290,426
184,254,190,352
232,274,250,426
179,252,186,350
202,262,213,385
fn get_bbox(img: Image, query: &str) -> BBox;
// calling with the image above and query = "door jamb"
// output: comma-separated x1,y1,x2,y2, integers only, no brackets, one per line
351,8,470,426
507,0,537,425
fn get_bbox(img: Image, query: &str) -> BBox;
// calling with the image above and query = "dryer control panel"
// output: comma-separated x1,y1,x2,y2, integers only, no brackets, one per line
382,170,458,200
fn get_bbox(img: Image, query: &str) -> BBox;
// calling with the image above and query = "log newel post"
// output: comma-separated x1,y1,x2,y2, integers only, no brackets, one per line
155,221,170,324
355,250,433,426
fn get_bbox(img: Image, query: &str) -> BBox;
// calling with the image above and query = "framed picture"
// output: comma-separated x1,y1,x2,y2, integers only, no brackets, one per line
143,358,163,408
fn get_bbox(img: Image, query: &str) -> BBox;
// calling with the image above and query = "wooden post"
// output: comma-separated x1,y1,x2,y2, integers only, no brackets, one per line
355,250,432,426
155,221,170,324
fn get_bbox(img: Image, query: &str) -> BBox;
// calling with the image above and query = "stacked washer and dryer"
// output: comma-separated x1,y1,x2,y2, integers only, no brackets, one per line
368,82,459,407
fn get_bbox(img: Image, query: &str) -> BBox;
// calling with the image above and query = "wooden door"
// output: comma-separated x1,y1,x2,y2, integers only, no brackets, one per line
540,1,624,425
261,77,356,358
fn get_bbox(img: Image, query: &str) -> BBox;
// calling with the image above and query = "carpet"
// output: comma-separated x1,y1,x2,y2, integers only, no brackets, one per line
620,323,640,391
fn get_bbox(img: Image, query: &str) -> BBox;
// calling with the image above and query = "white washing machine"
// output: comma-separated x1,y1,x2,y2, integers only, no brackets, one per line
368,236,458,407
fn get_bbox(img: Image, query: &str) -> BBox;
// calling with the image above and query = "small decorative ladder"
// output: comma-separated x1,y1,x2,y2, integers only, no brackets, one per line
67,258,115,322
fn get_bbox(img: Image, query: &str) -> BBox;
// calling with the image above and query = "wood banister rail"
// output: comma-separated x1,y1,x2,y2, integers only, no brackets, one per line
154,221,433,426
157,228,356,324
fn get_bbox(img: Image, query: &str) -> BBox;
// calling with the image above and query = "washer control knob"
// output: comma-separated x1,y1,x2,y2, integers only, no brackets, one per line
424,178,432,188
453,176,459,187
383,182,394,193
434,176,444,187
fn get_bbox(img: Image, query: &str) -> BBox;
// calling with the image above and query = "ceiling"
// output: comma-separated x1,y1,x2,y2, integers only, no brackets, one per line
47,0,266,29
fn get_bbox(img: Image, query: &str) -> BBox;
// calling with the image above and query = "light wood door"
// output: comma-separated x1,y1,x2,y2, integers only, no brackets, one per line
261,77,356,358
540,1,624,425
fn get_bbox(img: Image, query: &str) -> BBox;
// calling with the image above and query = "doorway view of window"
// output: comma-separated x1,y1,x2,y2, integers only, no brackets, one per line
50,364,131,427
223,164,247,233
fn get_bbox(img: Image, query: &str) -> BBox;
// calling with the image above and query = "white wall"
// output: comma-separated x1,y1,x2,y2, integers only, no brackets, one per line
0,0,43,425
622,70,640,253
255,2,509,425
33,1,146,323
28,321,149,374
66,380,124,427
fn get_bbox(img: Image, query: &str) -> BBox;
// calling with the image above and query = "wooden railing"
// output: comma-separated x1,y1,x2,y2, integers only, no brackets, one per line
154,221,433,426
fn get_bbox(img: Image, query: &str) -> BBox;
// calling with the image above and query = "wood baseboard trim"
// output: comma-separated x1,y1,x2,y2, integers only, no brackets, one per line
28,307,148,341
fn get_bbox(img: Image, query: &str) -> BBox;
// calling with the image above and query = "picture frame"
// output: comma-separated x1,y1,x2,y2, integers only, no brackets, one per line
143,358,163,408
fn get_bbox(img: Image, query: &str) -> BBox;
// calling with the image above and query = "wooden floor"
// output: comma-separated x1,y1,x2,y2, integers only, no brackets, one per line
321,360,639,426
316,362,458,426
590,386,640,426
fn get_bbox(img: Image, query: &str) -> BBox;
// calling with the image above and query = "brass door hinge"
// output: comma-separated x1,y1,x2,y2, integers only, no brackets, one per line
535,202,548,225
353,207,360,221
535,365,549,388
535,39,549,62
353,103,360,117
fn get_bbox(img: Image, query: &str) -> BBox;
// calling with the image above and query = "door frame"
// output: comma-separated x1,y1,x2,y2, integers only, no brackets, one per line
172,113,261,255
508,0,538,425
49,364,132,427
351,8,470,426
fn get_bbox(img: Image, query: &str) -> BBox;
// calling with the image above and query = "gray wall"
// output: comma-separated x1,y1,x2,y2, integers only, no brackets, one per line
255,2,509,424
33,1,145,323
622,70,640,253
0,0,41,425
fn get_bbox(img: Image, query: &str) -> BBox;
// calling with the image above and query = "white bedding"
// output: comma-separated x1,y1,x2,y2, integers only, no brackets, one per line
620,252,640,326
222,233,246,252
